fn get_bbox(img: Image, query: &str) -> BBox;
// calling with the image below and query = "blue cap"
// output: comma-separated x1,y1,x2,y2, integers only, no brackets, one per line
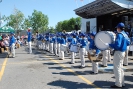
80,33,85,37
116,22,125,28
10,32,14,35
90,32,96,37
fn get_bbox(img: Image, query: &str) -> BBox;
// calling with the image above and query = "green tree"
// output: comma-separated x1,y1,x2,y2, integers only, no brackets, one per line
6,8,24,33
68,17,76,31
55,17,81,32
21,18,31,30
55,21,63,32
61,20,68,31
49,26,55,33
75,17,81,30
29,10,49,33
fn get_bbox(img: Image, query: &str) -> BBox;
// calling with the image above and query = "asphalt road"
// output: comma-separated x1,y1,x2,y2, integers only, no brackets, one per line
0,45,133,89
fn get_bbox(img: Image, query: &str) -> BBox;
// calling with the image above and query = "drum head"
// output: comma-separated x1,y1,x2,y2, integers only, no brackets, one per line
94,31,115,50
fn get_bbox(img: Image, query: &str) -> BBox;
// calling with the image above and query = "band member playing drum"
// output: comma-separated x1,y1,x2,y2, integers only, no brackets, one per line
105,23,130,88
88,32,101,74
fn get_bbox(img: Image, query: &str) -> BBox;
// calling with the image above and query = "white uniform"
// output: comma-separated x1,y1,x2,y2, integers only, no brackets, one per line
28,42,32,53
102,50,110,66
11,43,15,57
113,51,125,87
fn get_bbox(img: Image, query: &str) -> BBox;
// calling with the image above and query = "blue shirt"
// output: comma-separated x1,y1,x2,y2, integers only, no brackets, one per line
57,37,61,44
9,36,16,46
109,31,130,52
80,38,87,48
27,32,32,42
88,39,100,55
60,38,66,45
53,37,57,43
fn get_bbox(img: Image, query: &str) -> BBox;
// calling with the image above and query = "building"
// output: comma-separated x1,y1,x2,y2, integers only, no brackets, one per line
74,0,133,34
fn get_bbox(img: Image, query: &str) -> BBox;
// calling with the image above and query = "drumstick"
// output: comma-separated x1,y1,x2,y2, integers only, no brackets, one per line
99,38,105,44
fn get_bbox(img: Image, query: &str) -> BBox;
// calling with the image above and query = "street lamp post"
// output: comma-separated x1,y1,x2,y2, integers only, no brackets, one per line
0,0,2,28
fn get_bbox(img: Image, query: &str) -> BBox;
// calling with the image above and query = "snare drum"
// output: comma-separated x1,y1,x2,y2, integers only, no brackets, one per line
94,31,116,50
60,44,67,51
70,45,78,53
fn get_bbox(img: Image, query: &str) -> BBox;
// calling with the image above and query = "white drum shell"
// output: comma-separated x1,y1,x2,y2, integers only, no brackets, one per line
94,31,116,50
60,44,67,51
70,45,78,53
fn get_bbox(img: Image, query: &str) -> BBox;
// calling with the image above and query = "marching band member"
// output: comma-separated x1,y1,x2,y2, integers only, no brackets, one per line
69,33,77,64
88,32,101,74
27,29,32,54
78,33,87,68
105,23,130,88
53,34,58,56
45,33,49,51
49,34,54,54
59,34,66,60
57,34,61,57
9,32,16,58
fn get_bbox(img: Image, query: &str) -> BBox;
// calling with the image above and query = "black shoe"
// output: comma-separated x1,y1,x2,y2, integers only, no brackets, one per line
79,66,85,68
123,64,127,66
69,62,74,64
100,65,107,67
122,85,125,88
110,85,122,88
90,72,98,75
59,58,63,60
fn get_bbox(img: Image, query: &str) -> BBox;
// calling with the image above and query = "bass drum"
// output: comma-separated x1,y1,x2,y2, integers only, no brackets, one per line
94,31,116,50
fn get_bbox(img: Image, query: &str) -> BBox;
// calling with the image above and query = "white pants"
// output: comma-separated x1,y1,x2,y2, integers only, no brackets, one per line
71,52,75,63
113,51,125,87
60,51,64,60
28,42,32,53
57,44,60,56
80,48,85,67
102,50,109,66
92,61,98,73
11,43,15,57
108,50,111,62
49,43,53,53
123,47,129,65
42,43,45,50
54,43,57,55
46,42,49,51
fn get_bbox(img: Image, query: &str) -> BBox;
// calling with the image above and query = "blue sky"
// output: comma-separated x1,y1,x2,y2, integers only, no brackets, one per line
0,0,94,27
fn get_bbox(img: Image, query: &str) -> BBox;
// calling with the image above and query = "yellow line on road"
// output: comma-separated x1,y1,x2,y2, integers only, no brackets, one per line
0,58,8,81
46,56,101,89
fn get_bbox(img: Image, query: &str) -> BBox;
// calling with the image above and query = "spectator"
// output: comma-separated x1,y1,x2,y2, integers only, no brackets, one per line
0,39,7,53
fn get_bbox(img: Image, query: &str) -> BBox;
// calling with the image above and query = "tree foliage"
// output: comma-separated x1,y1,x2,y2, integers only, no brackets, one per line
55,17,81,32
3,8,24,32
29,10,49,33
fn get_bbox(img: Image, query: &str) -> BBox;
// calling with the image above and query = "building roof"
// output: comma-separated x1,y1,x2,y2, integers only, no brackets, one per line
74,0,133,19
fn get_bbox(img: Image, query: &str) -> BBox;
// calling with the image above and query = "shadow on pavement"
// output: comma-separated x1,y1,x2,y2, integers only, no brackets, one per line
47,80,93,89
93,80,133,89
0,53,8,58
